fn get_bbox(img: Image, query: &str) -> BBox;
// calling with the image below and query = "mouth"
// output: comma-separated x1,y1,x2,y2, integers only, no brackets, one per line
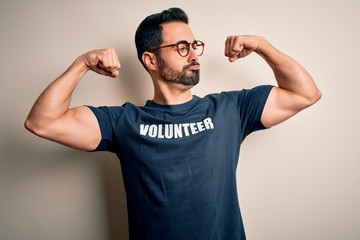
185,62,200,71
188,65,200,70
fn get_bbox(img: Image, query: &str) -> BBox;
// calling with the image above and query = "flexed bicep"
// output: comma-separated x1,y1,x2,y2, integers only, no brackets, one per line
261,87,312,128
25,48,120,151
41,106,102,151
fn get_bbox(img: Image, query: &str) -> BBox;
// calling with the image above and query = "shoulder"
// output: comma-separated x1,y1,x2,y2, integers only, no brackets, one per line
87,105,123,118
203,85,273,103
87,102,152,121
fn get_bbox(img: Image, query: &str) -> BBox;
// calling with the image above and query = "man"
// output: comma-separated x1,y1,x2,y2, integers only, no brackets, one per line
25,7,321,240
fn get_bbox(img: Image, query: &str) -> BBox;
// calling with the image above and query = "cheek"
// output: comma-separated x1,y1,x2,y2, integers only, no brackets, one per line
158,54,186,72
169,60,185,72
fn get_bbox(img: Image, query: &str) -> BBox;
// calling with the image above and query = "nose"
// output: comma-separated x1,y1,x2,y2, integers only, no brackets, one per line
187,46,199,63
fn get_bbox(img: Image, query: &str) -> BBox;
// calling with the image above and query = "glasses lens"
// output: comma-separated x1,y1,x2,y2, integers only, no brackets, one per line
193,41,204,56
177,42,190,57
176,41,204,57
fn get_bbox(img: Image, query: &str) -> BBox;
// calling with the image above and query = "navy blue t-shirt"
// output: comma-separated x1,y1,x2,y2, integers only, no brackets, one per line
88,85,273,240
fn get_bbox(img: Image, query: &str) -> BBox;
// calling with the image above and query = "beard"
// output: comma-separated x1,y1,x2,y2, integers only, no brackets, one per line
157,57,200,86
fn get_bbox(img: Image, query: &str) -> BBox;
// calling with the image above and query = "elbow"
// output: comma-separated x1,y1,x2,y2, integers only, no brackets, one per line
310,88,322,104
24,117,45,137
303,88,322,108
24,117,37,134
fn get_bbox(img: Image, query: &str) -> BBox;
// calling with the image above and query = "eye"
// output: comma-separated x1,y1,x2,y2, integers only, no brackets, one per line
177,43,189,53
192,41,201,49
178,46,187,51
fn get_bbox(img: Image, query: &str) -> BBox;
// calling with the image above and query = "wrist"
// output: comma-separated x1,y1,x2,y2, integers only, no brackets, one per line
254,36,268,54
73,55,90,75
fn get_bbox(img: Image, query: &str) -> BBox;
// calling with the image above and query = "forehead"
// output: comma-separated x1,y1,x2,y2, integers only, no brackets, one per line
161,21,195,44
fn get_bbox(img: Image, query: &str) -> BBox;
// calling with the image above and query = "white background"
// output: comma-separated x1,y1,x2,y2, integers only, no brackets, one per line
1,0,359,239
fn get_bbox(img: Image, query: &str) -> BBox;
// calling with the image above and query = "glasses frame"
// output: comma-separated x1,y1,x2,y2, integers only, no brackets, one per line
148,40,205,57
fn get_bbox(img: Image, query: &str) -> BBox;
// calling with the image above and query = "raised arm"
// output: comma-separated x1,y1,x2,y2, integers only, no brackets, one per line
225,35,321,127
24,48,120,151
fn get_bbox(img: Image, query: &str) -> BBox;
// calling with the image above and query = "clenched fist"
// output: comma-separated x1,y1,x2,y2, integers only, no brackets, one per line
224,35,264,62
80,48,121,78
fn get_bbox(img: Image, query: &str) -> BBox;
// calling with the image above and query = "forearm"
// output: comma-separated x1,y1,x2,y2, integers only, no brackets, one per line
25,57,88,130
256,37,321,104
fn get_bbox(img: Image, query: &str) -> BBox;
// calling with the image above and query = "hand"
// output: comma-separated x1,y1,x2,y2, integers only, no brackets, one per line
224,35,263,62
80,48,121,77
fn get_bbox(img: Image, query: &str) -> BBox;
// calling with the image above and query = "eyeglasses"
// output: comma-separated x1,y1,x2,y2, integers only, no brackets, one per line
149,40,205,57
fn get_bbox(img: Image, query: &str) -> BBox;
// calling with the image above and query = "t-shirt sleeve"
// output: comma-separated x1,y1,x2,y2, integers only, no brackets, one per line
86,106,124,152
226,85,273,138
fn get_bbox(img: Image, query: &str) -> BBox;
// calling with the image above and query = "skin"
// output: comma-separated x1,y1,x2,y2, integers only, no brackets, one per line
24,21,321,151
142,22,201,105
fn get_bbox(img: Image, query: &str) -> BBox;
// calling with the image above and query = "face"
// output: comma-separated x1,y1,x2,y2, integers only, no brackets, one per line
157,55,200,86
156,22,201,86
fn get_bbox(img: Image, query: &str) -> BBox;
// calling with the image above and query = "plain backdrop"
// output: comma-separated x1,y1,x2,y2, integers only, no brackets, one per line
1,0,359,239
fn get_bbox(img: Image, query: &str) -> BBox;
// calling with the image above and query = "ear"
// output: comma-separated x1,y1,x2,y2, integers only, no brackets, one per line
142,52,157,71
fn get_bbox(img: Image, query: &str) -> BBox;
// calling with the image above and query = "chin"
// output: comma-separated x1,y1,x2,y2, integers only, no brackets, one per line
179,78,199,86
180,71,200,86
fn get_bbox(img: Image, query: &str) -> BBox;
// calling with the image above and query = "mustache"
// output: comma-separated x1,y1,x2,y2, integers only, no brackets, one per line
183,61,200,71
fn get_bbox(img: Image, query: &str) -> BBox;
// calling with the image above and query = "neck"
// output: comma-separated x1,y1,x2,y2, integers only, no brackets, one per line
152,80,194,105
